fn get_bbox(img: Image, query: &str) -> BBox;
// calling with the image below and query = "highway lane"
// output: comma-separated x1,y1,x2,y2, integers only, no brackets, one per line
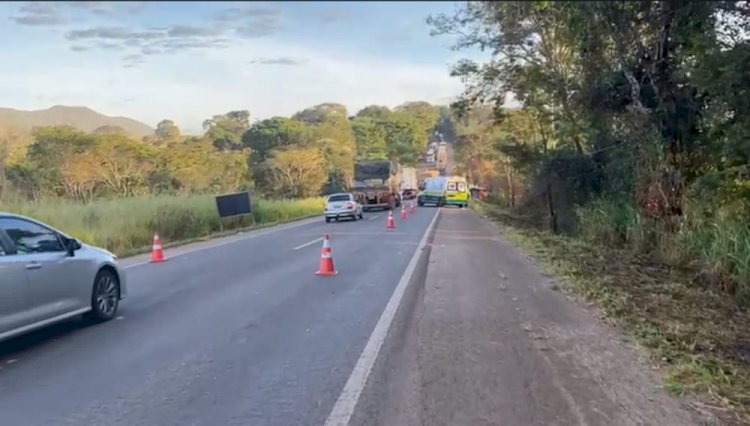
0,206,438,426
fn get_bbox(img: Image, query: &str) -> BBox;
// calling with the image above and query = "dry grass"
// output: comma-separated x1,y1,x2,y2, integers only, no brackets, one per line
2,195,325,256
474,201,750,425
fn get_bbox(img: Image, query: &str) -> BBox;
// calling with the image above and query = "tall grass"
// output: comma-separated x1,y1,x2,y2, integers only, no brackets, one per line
1,195,325,256
576,198,750,303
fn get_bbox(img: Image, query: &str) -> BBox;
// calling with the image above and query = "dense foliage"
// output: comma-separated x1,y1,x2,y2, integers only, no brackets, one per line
431,1,750,301
0,102,445,202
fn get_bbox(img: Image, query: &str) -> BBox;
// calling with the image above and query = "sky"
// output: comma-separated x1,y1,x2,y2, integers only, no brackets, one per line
0,1,482,134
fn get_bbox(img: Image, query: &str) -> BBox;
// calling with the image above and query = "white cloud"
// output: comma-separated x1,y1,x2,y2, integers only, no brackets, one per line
2,36,463,134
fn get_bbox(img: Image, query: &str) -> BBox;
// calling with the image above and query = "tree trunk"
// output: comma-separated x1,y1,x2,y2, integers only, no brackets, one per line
546,178,558,234
505,162,515,207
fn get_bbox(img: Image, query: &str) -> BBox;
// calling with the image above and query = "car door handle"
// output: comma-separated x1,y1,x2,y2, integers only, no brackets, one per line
25,262,42,270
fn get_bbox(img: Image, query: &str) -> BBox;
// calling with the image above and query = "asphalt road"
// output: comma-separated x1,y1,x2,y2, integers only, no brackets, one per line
349,208,705,426
0,206,438,426
0,205,709,426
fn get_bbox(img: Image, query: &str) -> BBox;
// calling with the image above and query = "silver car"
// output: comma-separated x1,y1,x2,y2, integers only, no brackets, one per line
324,193,364,223
0,212,127,342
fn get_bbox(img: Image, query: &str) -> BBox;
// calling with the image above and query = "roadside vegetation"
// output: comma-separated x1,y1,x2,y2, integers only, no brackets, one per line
0,102,452,253
3,195,325,257
430,1,750,423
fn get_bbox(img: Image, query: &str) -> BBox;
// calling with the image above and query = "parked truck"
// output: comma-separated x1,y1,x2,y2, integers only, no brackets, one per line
352,160,402,211
400,166,418,201
400,167,417,191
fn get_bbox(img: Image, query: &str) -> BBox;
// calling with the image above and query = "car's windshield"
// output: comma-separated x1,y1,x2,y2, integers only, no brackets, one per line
328,195,351,202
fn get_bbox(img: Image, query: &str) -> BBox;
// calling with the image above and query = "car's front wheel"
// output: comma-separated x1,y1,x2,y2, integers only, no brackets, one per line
90,269,120,322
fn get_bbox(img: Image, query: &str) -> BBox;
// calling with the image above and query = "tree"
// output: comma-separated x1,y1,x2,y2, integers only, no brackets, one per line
93,125,128,136
294,103,356,192
0,127,26,199
25,126,97,198
355,105,392,120
154,119,181,143
394,101,440,141
91,134,158,197
242,117,309,192
434,106,457,142
265,147,327,198
293,103,349,124
381,113,423,164
204,110,250,151
242,117,308,163
352,116,388,160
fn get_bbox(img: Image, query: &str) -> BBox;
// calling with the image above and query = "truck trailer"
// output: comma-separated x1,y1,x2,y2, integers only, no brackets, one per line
352,160,402,211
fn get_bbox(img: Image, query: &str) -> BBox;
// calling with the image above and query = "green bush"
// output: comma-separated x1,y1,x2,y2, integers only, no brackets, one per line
678,210,750,302
576,198,750,303
576,198,641,248
2,194,325,256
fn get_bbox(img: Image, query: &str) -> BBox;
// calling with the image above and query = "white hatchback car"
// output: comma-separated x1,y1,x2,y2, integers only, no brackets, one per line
0,212,127,342
324,193,364,223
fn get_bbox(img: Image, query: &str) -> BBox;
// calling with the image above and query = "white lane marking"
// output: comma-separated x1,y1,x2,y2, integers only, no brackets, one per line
293,237,323,251
368,215,380,221
123,217,319,270
324,209,440,426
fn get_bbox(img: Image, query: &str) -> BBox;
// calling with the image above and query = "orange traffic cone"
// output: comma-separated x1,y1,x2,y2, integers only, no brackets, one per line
401,205,407,220
386,210,396,229
150,232,166,263
315,234,337,276
410,202,416,214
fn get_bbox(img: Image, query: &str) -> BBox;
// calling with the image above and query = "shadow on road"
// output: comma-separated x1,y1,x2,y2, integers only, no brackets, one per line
0,317,92,361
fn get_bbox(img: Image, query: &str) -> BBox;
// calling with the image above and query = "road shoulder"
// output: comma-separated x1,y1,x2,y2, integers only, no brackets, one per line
352,207,707,426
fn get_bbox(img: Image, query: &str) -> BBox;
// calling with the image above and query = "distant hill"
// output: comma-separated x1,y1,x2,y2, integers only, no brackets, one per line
0,105,154,137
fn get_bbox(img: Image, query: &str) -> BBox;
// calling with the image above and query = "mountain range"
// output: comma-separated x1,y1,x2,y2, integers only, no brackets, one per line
0,105,154,137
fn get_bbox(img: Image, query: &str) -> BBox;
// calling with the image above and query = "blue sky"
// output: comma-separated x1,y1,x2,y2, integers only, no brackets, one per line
1,1,480,133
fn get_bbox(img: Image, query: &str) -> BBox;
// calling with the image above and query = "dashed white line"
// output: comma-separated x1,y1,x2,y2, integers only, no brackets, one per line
293,237,323,251
368,214,380,221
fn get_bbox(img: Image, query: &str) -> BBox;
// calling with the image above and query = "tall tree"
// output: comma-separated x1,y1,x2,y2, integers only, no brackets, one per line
204,110,250,151
242,117,309,193
352,116,388,160
355,105,392,120
154,119,181,144
293,103,356,192
395,101,440,141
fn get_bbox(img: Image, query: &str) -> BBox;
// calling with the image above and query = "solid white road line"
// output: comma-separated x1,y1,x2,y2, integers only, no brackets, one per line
293,237,323,251
323,209,440,426
368,215,380,221
123,217,320,270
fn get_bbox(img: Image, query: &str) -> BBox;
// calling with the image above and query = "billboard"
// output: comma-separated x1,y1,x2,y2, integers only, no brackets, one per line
215,192,252,218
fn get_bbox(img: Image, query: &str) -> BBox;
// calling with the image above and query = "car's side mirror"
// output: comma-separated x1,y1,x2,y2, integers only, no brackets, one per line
61,236,81,257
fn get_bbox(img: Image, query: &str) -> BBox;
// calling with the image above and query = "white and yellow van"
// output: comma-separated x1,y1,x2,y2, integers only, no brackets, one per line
444,176,469,208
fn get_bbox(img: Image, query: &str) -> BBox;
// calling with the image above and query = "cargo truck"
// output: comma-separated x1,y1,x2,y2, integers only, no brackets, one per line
400,166,418,201
352,160,402,211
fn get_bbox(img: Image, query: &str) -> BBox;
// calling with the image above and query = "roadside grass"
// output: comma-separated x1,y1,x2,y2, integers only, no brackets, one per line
473,200,750,425
3,195,325,257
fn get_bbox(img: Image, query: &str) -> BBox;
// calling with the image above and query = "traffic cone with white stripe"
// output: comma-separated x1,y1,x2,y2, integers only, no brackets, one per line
150,232,166,263
409,201,416,215
315,234,337,276
386,210,396,229
400,204,407,220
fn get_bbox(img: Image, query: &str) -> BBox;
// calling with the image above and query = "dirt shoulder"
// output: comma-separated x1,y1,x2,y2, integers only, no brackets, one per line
474,201,750,426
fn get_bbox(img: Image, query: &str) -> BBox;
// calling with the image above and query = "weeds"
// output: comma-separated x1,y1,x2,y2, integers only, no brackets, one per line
474,200,750,425
1,195,325,256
